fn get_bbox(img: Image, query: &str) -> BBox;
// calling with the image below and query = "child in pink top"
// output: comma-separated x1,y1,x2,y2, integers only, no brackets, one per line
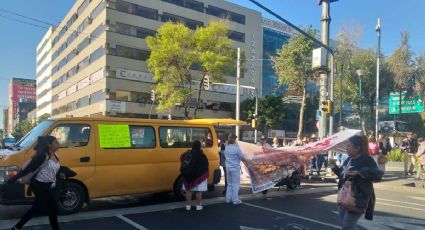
368,137,379,165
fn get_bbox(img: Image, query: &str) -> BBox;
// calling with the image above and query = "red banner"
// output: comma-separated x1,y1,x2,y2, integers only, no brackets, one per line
238,129,361,193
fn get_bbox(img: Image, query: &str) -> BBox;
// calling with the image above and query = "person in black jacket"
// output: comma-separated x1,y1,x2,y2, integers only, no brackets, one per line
332,135,383,230
182,140,209,211
6,136,61,230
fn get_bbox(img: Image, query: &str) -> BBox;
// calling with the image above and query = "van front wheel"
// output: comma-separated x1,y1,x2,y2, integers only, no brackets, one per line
173,176,186,201
57,181,85,215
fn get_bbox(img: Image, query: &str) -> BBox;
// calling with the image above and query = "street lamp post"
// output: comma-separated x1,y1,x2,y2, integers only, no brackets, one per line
375,18,381,140
356,69,363,129
236,48,241,140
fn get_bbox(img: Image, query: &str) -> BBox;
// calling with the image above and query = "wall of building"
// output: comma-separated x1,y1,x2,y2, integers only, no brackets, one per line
36,26,55,118
7,78,36,134
45,0,263,119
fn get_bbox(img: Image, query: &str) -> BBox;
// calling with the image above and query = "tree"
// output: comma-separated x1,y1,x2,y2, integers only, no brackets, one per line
146,21,234,119
37,113,51,124
387,32,414,90
334,23,362,129
12,120,35,141
273,27,317,138
240,94,287,132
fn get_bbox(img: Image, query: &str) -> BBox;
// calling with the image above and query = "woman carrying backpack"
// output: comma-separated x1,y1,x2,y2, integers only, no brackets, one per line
181,140,209,211
6,136,61,230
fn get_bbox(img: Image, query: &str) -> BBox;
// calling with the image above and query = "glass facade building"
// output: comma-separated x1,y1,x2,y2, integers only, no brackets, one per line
262,27,290,96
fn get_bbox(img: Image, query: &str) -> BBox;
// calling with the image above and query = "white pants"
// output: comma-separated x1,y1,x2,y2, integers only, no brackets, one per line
226,168,241,203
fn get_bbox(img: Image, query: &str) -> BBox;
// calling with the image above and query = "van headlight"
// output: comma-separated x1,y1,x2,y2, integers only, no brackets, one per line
0,166,19,184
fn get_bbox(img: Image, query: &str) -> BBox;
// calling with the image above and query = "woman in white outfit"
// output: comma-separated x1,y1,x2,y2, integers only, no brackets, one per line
224,133,244,204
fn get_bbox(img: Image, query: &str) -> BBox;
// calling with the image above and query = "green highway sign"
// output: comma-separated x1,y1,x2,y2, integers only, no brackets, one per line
389,92,424,114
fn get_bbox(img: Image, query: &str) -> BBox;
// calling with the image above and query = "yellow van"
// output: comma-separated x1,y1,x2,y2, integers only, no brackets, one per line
0,117,242,214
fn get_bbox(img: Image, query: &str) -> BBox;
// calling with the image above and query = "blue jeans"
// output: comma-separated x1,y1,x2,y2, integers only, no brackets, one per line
316,155,326,173
338,205,362,230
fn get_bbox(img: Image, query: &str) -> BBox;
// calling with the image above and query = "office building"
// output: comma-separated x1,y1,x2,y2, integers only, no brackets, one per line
42,0,263,119
7,78,36,134
36,26,55,119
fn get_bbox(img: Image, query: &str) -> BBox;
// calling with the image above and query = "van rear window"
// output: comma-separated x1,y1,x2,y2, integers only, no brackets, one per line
159,126,213,148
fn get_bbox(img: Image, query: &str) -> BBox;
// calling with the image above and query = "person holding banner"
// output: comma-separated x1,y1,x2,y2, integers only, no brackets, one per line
224,133,244,205
332,135,383,230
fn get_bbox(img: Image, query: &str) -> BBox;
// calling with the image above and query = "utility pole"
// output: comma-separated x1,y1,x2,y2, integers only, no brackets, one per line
236,48,241,140
318,0,331,139
375,18,381,140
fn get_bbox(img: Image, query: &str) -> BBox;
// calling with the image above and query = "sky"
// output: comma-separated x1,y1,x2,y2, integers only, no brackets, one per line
0,0,424,129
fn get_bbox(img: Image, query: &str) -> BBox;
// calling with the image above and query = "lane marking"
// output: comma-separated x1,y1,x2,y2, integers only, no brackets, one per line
377,198,425,207
376,202,425,212
0,186,337,229
243,202,340,229
116,215,149,230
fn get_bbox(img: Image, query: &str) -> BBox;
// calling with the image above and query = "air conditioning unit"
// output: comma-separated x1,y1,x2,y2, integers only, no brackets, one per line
88,17,93,24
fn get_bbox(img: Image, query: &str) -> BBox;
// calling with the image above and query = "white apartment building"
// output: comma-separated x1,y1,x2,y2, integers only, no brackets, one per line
42,0,263,119
36,26,55,118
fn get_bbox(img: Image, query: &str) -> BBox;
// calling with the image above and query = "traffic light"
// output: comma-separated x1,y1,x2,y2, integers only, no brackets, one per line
321,100,332,114
251,119,257,129
203,75,210,90
150,89,155,102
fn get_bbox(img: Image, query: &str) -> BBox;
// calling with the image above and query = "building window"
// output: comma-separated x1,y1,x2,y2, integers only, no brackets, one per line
206,6,245,25
161,13,203,30
111,45,151,61
78,57,90,71
90,24,105,40
90,47,105,63
130,126,156,148
67,101,78,111
115,0,158,21
185,0,203,12
159,127,213,148
228,30,245,42
78,96,90,108
67,66,78,78
116,90,131,101
90,90,104,104
90,68,104,83
58,57,67,70
77,0,89,16
78,37,89,52
115,22,156,39
91,1,105,19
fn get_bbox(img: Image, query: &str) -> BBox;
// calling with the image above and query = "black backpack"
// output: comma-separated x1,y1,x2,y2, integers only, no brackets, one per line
180,150,194,177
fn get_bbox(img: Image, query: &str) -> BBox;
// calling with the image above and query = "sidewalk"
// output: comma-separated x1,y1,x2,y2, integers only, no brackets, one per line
305,161,425,190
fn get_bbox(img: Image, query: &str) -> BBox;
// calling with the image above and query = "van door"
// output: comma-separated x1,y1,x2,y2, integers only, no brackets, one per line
49,122,95,182
92,123,157,197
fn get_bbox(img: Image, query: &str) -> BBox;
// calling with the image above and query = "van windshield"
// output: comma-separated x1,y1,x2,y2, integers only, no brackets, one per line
15,120,55,150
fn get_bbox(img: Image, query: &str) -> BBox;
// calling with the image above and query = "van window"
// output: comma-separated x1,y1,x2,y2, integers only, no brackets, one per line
130,126,155,148
50,124,91,148
159,127,213,148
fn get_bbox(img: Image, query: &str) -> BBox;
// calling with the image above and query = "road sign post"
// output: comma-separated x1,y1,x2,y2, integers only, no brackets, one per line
389,92,424,114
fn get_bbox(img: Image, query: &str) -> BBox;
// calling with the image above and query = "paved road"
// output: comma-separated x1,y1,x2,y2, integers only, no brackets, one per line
1,176,424,230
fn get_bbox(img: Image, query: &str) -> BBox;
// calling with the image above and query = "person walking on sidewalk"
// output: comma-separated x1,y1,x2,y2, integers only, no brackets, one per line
218,137,227,195
368,137,379,166
181,140,209,211
401,133,418,175
415,138,425,179
378,134,392,172
6,136,61,230
224,133,245,204
332,135,383,230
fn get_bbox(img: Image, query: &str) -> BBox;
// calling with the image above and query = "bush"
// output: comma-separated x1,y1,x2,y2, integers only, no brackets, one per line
387,149,404,162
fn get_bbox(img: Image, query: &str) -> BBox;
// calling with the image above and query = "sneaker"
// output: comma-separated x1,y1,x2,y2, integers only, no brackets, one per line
196,205,203,211
233,200,242,205
185,205,191,211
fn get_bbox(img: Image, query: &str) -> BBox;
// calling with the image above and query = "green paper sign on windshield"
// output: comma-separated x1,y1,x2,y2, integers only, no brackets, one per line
98,124,131,148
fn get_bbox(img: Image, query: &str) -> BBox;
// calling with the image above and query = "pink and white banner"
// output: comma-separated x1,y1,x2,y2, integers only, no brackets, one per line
238,129,361,193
